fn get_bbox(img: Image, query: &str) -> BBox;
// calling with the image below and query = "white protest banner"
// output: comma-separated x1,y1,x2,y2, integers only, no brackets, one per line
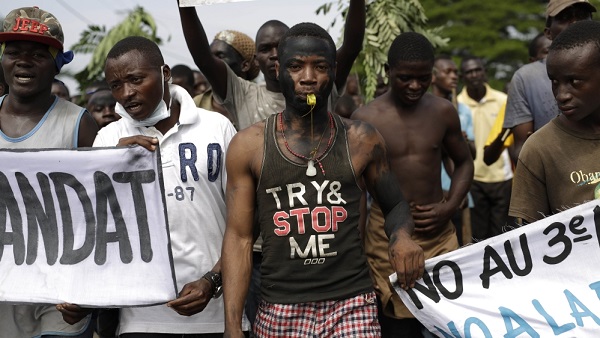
0,146,176,307
179,0,253,7
393,200,600,337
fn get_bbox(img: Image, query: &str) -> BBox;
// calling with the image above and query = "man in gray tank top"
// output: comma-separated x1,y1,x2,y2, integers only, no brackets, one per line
0,5,98,337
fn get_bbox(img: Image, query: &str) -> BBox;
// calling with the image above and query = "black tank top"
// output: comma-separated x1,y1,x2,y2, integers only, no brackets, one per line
256,112,373,304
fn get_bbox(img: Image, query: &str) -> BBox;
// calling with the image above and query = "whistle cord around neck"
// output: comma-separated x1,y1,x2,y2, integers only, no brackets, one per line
279,111,335,177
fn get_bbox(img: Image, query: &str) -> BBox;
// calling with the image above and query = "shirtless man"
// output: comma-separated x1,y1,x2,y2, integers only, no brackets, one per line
221,23,424,338
352,32,473,338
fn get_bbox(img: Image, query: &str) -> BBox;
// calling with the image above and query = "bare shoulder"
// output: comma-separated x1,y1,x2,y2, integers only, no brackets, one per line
342,117,385,167
342,116,381,143
341,116,387,177
400,93,459,126
228,120,266,174
422,93,456,116
234,119,265,140
230,121,265,152
351,93,392,123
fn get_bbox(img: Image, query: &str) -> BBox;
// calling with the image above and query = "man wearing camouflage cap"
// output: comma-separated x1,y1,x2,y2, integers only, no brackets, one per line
212,29,260,81
0,6,98,338
193,29,261,127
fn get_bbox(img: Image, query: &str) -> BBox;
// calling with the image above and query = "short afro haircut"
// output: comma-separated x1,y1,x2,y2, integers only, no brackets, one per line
277,22,336,60
549,20,600,63
433,54,454,75
434,54,452,63
171,64,194,88
460,55,484,72
256,20,289,41
528,33,547,59
106,36,164,68
387,32,434,67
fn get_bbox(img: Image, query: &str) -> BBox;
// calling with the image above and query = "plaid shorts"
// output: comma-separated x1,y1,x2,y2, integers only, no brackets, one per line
254,291,381,337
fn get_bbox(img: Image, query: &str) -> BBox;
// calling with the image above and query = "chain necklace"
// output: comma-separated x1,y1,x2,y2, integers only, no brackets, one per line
279,111,335,177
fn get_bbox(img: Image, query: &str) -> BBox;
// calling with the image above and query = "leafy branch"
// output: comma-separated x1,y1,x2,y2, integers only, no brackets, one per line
70,6,164,92
317,0,447,100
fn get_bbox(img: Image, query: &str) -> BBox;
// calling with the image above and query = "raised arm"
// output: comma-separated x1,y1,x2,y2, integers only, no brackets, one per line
221,129,259,338
359,123,424,289
177,3,228,99
335,0,365,89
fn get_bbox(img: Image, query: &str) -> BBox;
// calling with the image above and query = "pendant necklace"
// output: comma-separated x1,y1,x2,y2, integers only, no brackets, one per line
279,111,335,177
306,125,327,176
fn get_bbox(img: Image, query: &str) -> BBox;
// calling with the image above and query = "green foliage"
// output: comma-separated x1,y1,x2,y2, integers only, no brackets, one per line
317,0,447,100
420,0,600,90
71,6,163,92
320,0,600,94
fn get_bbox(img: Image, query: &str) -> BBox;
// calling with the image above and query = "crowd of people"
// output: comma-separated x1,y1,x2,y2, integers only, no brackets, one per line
0,0,599,337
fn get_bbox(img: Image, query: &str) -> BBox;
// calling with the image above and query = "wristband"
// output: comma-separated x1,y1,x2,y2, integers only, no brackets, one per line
202,271,223,298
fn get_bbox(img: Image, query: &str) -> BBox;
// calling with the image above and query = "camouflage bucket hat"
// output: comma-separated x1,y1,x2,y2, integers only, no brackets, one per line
0,6,64,50
214,30,260,80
